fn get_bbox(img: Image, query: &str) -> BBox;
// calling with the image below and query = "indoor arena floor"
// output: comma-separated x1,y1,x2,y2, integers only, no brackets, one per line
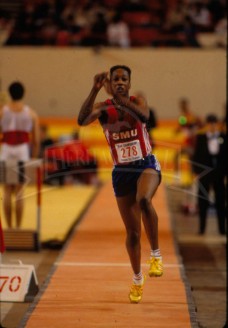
1,179,226,327
20,181,193,328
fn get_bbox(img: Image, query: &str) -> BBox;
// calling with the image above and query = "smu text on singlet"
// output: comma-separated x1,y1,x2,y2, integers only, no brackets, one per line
98,98,151,165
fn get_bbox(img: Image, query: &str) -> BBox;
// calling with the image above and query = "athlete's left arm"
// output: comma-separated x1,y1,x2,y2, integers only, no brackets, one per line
30,109,40,158
116,94,149,120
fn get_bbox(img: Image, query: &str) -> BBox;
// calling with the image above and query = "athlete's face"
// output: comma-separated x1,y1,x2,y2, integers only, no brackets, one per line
110,69,131,96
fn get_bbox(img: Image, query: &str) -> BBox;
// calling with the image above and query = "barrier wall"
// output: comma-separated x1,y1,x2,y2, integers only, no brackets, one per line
0,48,226,119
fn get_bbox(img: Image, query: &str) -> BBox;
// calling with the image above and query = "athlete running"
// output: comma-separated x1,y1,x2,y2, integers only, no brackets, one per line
78,65,163,303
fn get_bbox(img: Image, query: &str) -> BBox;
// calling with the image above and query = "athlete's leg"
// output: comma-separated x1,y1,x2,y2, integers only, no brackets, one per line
136,168,160,250
3,185,14,228
116,193,141,274
15,184,24,228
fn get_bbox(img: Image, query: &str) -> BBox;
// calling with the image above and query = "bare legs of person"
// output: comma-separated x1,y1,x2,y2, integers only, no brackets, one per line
136,169,160,250
117,193,141,275
15,184,24,228
117,193,143,303
3,184,24,228
116,169,162,302
3,185,13,228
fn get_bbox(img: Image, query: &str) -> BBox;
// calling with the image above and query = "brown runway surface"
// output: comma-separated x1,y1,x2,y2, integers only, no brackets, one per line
22,181,194,328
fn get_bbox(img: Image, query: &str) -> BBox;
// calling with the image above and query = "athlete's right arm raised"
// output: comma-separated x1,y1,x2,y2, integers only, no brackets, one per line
78,72,108,126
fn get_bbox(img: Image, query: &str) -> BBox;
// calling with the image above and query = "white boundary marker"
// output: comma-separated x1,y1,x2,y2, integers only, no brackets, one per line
0,261,39,302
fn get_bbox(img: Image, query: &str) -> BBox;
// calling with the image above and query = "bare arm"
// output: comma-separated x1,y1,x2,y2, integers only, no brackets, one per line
78,72,108,126
115,94,149,120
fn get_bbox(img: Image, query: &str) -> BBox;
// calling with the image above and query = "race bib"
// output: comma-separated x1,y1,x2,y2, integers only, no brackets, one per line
115,140,142,164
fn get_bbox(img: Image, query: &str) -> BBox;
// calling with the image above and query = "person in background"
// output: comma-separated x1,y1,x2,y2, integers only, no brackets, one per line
192,114,226,235
107,13,130,48
0,81,40,228
174,98,202,177
173,98,202,213
214,13,227,48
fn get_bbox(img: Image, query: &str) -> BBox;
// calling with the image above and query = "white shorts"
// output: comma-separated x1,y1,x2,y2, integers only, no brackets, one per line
0,143,30,162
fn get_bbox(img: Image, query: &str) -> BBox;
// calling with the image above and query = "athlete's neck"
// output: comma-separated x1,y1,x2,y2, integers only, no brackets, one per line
112,95,129,109
9,101,24,112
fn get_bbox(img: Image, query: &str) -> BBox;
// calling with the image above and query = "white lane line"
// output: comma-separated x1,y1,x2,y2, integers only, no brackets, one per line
55,262,183,268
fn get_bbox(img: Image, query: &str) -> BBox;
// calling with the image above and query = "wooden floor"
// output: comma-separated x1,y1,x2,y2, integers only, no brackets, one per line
1,184,96,244
23,181,192,328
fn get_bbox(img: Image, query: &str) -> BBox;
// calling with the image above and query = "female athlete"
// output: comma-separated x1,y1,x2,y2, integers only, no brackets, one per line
78,65,163,303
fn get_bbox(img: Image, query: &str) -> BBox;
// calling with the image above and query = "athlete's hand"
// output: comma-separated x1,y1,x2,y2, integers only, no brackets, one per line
93,72,108,91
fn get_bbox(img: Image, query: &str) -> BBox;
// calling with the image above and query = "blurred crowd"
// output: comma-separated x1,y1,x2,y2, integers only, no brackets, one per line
0,0,227,47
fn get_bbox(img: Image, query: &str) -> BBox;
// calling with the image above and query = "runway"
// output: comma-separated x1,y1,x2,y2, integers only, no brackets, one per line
21,181,193,328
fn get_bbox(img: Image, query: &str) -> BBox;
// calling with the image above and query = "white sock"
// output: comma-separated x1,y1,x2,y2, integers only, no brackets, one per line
133,271,143,285
151,249,162,259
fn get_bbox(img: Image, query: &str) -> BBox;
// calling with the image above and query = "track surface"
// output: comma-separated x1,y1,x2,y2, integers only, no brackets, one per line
24,181,192,328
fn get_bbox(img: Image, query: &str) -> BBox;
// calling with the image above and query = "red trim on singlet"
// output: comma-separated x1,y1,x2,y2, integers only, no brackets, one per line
2,131,30,145
136,120,147,155
102,98,151,165
104,99,118,124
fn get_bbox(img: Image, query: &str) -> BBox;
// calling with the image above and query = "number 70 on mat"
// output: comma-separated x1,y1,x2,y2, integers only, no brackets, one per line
0,264,38,302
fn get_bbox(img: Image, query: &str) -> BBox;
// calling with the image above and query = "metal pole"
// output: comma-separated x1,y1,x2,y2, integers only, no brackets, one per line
36,166,42,251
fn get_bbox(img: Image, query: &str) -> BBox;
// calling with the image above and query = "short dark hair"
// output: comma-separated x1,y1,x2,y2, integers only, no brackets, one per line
8,81,25,100
110,65,131,80
206,114,218,123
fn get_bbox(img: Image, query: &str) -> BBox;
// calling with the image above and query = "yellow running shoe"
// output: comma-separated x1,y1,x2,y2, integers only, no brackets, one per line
148,257,163,277
129,277,145,304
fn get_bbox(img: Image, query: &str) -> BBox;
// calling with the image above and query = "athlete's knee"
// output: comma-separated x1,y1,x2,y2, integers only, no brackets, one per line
126,230,140,248
137,196,151,213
